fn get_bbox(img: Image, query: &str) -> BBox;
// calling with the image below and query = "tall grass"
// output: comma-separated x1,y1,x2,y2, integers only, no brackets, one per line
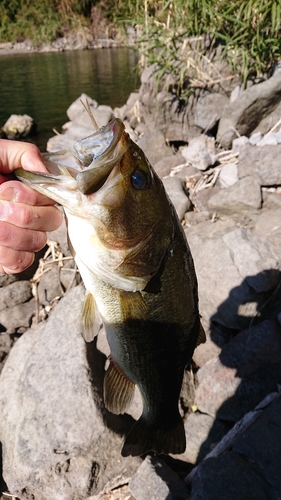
113,0,281,96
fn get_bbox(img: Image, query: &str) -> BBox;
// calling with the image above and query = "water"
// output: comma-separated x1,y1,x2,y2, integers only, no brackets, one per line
0,48,140,150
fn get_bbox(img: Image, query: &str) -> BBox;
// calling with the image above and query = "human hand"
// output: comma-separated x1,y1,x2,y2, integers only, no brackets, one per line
0,139,63,274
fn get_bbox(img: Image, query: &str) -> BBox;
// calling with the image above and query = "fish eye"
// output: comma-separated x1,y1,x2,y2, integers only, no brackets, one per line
131,170,148,190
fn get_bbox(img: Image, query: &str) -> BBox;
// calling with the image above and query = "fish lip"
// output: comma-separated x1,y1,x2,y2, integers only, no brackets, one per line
75,118,128,195
74,117,124,166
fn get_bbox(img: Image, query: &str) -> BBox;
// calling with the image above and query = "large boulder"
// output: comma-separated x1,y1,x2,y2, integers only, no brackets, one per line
0,285,140,500
217,71,281,148
186,222,281,329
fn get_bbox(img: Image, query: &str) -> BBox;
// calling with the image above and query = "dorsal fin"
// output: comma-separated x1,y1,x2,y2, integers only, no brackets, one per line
82,291,102,342
104,357,135,414
196,320,206,347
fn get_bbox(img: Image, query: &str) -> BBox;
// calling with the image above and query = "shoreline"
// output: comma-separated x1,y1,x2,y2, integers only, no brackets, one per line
0,28,136,57
0,40,129,57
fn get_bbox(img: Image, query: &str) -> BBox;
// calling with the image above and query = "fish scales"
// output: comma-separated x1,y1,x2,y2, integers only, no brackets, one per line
15,115,205,457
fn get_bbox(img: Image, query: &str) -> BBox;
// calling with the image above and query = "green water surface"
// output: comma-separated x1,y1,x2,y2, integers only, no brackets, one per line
0,47,140,150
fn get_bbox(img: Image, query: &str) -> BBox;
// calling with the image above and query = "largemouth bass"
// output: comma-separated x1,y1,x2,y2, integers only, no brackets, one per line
15,113,205,457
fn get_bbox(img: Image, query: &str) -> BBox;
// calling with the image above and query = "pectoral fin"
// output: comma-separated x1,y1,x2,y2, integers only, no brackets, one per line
104,358,135,414
118,290,147,321
82,291,102,342
196,320,206,347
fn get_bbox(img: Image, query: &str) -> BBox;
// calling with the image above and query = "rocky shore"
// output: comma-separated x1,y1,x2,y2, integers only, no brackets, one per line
1,63,281,499
0,27,134,57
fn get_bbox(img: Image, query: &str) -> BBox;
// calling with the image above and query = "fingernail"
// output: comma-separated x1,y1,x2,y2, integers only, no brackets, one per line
0,186,19,202
0,201,8,220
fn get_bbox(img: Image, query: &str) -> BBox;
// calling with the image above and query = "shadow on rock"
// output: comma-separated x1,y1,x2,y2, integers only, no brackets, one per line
190,269,281,499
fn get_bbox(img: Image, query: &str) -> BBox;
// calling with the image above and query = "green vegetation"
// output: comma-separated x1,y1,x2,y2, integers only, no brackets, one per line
0,0,92,44
1,1,281,97
119,0,281,96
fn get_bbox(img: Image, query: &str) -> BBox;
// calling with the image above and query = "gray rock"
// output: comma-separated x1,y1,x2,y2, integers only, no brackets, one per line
0,274,17,287
193,186,221,212
0,280,32,311
208,176,261,216
233,395,281,495
185,211,211,227
0,286,140,499
221,228,280,293
37,267,63,305
195,320,281,421
0,298,36,333
218,162,238,188
189,451,273,500
2,114,34,139
194,93,229,131
47,95,113,153
163,177,191,220
251,99,281,137
47,123,92,152
262,190,281,210
249,131,263,145
217,71,281,148
47,213,71,256
232,135,249,152
73,103,114,129
181,136,216,171
0,333,13,373
140,64,157,85
66,93,98,122
252,208,281,247
138,65,202,142
137,130,172,166
122,120,139,142
173,164,200,182
59,260,80,291
187,223,281,329
129,456,189,500
179,412,228,464
257,133,278,146
230,84,241,102
153,152,185,179
134,121,149,136
275,130,281,143
193,328,222,367
238,144,281,186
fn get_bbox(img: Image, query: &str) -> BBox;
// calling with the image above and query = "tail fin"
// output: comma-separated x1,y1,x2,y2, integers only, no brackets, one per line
121,416,186,457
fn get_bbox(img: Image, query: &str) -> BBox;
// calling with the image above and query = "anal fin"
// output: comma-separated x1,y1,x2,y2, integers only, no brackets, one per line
104,358,135,415
82,291,102,342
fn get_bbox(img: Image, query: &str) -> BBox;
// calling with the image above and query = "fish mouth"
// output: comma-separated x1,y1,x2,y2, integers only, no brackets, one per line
75,118,127,195
14,118,128,201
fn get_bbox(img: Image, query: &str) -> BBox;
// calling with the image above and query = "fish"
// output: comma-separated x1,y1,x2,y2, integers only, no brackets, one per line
15,110,205,457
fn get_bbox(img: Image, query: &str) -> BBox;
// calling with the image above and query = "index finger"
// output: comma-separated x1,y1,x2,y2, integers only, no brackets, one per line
0,139,47,175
